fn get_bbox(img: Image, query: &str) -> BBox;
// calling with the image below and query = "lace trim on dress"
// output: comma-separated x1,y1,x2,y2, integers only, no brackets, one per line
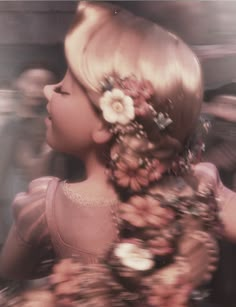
62,181,119,207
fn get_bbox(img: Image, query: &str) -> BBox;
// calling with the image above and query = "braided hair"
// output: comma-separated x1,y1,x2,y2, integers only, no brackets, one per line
49,2,222,306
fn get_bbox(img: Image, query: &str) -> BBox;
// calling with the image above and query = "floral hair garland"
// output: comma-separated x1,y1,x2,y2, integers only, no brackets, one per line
99,75,173,131
99,76,174,192
98,75,209,192
47,177,219,307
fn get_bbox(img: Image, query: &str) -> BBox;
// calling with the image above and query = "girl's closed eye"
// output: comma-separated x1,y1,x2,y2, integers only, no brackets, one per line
54,85,70,95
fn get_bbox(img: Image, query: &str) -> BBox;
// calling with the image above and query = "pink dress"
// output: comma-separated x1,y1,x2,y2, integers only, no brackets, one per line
5,177,119,278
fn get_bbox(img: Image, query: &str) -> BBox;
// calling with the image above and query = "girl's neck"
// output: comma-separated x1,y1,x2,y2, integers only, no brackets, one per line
68,150,117,200
84,151,107,181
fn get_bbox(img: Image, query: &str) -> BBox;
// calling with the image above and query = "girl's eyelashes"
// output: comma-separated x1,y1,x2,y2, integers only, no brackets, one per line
54,85,70,95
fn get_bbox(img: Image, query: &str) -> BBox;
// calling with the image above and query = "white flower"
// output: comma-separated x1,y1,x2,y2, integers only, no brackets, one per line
99,88,135,125
114,242,154,271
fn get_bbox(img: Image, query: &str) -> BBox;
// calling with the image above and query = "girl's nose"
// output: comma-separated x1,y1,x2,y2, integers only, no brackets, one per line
43,84,55,100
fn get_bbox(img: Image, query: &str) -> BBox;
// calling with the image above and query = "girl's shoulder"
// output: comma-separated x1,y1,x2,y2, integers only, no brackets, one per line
12,176,60,245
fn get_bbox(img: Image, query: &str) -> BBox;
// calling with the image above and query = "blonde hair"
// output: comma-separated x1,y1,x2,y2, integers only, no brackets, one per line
65,1,203,151
60,4,219,305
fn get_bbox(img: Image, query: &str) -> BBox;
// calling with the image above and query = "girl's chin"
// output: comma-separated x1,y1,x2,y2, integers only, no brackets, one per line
46,133,67,154
45,131,55,149
45,117,52,127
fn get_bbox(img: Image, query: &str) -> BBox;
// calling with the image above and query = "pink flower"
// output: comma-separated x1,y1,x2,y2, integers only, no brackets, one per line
133,96,151,116
148,159,166,182
121,78,154,100
119,194,175,229
114,160,149,191
139,80,154,99
121,78,140,98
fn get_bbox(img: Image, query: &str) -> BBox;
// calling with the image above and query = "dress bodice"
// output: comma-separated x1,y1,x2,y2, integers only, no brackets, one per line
46,179,119,263
12,177,119,272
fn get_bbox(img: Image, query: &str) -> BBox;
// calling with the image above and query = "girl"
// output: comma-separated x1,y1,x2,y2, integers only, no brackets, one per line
1,2,234,306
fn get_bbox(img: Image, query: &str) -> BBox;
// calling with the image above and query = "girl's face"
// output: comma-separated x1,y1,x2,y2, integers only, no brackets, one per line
44,70,102,156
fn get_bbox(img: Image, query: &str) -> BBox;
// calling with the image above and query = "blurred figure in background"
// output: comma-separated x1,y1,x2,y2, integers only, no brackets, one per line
0,64,81,294
0,82,16,246
202,94,236,307
202,95,236,191
0,82,16,132
0,64,57,247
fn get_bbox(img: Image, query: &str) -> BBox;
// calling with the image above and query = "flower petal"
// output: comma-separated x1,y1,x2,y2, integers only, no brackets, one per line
114,243,133,258
130,177,142,191
123,157,139,170
117,114,132,125
136,175,149,187
117,176,131,187
124,96,133,106
130,195,147,210
103,109,118,123
116,162,128,172
103,90,113,100
112,88,124,99
119,203,134,214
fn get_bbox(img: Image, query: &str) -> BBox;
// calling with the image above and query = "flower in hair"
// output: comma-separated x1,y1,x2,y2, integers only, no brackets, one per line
100,88,135,125
121,78,154,100
148,159,166,182
114,241,154,271
121,78,155,117
114,158,149,191
100,75,173,132
119,195,175,229
145,227,177,256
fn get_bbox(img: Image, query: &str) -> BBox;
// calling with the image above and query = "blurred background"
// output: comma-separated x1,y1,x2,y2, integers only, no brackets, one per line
0,1,236,306
1,1,236,89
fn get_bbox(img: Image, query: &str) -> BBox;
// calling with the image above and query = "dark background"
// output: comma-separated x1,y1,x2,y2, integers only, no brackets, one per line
1,1,236,90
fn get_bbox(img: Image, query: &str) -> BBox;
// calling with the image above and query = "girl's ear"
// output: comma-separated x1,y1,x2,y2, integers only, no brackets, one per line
92,121,112,144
